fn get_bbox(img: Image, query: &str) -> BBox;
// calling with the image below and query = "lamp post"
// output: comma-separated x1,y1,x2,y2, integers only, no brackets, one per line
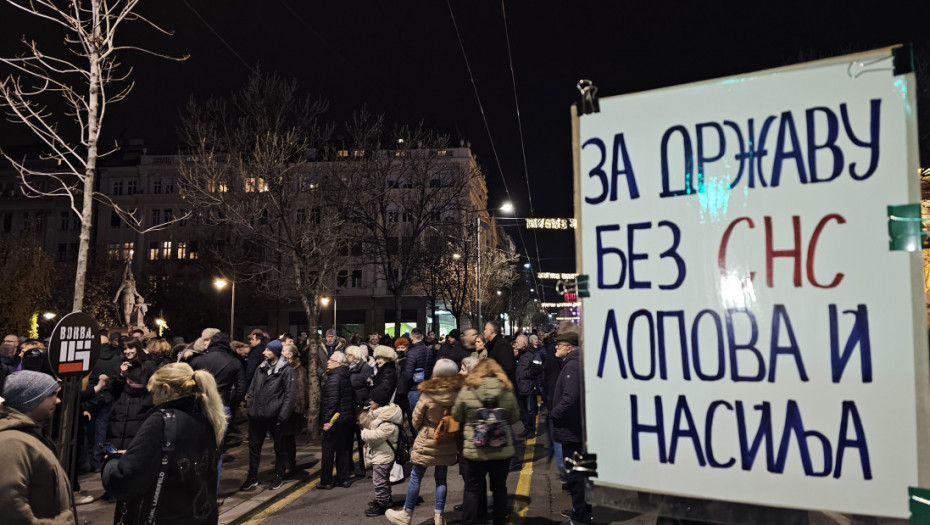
321,296,337,333
213,278,235,338
476,201,513,330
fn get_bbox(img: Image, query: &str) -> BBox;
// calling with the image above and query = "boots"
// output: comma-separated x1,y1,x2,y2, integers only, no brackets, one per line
385,507,412,525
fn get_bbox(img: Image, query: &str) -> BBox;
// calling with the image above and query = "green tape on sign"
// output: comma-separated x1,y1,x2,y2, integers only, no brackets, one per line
909,486,930,524
888,204,922,252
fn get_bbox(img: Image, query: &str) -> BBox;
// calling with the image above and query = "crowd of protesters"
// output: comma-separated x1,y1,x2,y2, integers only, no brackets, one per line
0,320,586,525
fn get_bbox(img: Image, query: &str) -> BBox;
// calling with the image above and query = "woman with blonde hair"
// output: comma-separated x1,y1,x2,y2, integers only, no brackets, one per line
451,358,520,525
103,362,227,524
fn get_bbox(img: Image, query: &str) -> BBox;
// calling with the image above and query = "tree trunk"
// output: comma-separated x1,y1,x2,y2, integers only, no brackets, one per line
294,258,322,440
394,291,402,338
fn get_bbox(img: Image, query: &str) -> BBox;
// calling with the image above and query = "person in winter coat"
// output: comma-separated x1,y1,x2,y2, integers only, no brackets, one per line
482,322,515,383
103,363,226,525
550,330,589,523
386,359,463,525
240,340,296,492
0,371,76,524
108,339,155,450
370,345,398,404
451,358,520,525
81,332,123,472
346,345,373,472
281,344,309,478
513,335,539,438
398,328,435,428
317,351,356,489
359,388,403,517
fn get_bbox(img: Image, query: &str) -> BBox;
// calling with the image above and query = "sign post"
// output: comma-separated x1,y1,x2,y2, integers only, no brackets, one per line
574,46,929,520
47,312,101,481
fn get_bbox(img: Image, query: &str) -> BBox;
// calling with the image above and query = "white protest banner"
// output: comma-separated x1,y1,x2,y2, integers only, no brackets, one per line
576,46,929,518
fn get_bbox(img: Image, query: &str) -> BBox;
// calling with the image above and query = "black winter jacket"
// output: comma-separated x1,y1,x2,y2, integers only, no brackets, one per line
398,341,434,395
437,341,469,368
247,357,296,422
103,396,219,525
320,365,355,426
347,361,373,406
551,349,583,445
108,359,156,449
88,344,122,407
370,360,397,403
190,334,247,407
486,334,516,383
515,347,540,395
542,342,562,408
245,342,265,383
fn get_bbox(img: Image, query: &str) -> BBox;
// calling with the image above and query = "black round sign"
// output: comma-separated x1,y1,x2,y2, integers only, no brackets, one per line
47,312,101,378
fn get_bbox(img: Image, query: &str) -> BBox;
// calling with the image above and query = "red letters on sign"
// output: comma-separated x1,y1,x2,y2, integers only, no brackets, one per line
718,214,846,288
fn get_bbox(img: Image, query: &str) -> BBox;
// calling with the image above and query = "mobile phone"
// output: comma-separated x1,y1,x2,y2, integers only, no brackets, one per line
99,442,118,454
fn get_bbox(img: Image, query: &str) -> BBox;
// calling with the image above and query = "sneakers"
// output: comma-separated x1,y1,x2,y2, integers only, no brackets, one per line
74,492,95,505
270,475,283,490
385,507,413,525
239,477,258,491
434,513,445,525
561,508,574,518
365,500,389,517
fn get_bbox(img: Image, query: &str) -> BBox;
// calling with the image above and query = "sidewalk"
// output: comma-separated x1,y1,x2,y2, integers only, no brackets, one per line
75,429,324,525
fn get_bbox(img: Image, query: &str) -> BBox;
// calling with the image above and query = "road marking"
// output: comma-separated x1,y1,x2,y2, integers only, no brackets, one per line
242,452,359,524
511,412,542,524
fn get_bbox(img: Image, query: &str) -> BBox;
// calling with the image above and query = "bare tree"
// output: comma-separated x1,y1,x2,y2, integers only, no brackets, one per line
177,71,353,439
0,234,52,334
342,112,478,336
0,0,186,312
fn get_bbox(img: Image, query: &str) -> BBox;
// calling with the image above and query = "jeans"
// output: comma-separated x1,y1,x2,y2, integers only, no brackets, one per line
520,393,537,432
404,463,447,512
463,458,509,525
83,402,111,471
546,414,566,478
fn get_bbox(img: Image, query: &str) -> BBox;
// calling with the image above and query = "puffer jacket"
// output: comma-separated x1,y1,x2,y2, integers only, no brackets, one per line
451,376,520,462
370,360,397,402
247,357,296,422
348,360,373,406
411,375,463,466
515,347,539,395
0,405,76,524
108,359,156,449
320,365,355,426
359,403,404,466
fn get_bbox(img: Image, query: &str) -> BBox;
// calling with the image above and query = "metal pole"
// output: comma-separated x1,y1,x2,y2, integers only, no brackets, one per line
230,280,236,338
476,216,481,330
334,296,337,333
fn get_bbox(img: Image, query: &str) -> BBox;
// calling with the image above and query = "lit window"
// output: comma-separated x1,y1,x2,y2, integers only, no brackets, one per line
121,242,134,261
177,241,188,260
149,242,159,261
107,243,120,261
244,177,268,193
160,241,172,259
206,180,228,193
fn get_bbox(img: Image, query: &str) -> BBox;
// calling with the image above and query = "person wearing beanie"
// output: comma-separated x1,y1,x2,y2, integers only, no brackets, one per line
359,382,403,516
240,335,296,492
386,358,463,525
315,329,345,381
437,329,468,370
0,371,77,524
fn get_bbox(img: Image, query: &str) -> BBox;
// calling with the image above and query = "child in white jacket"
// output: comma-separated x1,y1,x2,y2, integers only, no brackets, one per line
359,388,403,516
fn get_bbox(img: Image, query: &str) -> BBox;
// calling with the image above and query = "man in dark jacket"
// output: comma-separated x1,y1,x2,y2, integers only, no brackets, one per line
437,328,468,368
513,334,539,438
244,329,267,383
240,339,295,492
483,321,515,383
397,327,434,424
190,332,247,411
317,351,356,489
551,331,590,524
81,333,123,472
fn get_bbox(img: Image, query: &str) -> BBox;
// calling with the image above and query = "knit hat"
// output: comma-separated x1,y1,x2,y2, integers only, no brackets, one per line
433,358,459,378
267,339,283,357
446,329,461,340
369,387,392,407
325,329,337,337
2,371,59,414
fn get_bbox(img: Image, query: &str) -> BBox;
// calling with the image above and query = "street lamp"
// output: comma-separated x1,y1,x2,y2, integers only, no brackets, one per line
321,296,337,333
476,201,513,330
213,278,235,338
154,318,168,337
42,312,56,321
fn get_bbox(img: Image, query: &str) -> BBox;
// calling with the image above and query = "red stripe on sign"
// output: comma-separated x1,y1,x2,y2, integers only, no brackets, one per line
58,362,84,374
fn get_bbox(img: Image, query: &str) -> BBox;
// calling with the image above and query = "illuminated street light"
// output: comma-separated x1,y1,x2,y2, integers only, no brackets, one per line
321,296,337,332
452,253,461,260
214,277,236,338
42,312,56,321
154,318,168,337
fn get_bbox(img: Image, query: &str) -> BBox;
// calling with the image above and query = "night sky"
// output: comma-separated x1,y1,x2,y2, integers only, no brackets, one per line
2,0,930,276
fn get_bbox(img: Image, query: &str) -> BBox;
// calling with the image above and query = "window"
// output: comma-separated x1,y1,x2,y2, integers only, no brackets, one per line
112,180,123,195
387,206,398,223
164,209,173,223
244,177,268,192
179,209,189,227
338,269,362,288
151,209,161,226
57,243,67,262
350,269,362,288
149,242,159,261
177,241,188,260
149,274,168,292
71,214,79,230
160,241,172,260
402,208,412,223
107,243,120,261
127,180,137,195
296,208,306,224
206,180,228,193
165,180,174,193
152,179,162,194
60,212,69,230
120,242,134,261
189,241,199,260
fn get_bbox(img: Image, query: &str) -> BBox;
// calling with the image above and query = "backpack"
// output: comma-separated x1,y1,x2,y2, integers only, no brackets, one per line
385,422,412,464
433,408,461,444
472,398,510,448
